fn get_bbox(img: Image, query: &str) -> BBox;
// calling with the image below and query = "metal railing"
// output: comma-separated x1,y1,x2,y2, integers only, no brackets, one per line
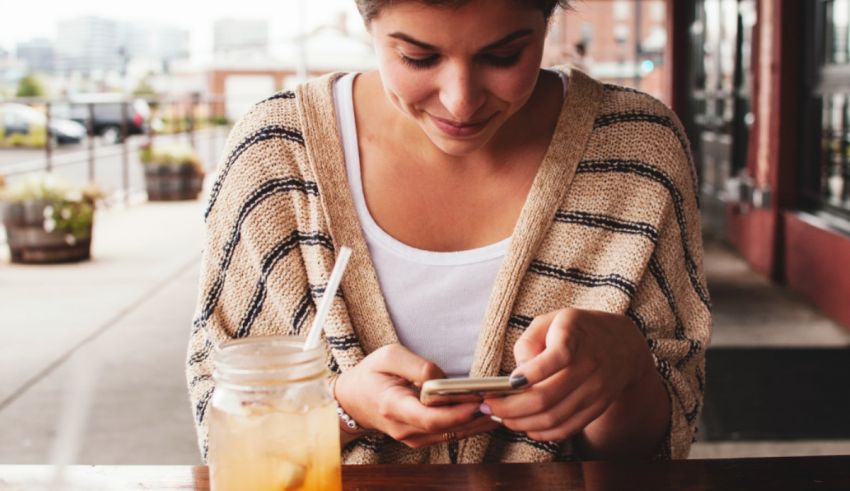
0,94,230,205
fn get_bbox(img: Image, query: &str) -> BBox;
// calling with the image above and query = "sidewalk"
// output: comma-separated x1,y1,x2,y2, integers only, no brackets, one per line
0,200,205,464
0,201,848,464
691,241,850,459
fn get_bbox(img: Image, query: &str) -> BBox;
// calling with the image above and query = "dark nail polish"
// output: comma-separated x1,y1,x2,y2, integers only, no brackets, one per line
509,374,528,389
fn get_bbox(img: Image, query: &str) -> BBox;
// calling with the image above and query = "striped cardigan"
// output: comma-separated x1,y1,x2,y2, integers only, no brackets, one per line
186,69,711,464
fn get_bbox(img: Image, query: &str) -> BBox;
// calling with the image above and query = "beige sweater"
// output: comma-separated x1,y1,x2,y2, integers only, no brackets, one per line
186,69,711,464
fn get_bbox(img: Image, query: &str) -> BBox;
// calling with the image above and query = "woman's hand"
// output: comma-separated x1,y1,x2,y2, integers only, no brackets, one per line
483,308,658,443
335,343,499,448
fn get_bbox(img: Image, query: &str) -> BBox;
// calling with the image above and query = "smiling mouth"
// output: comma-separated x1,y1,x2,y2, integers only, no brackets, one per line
429,114,494,138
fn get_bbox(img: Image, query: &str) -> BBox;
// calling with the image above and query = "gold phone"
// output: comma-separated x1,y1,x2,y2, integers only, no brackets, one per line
419,376,526,406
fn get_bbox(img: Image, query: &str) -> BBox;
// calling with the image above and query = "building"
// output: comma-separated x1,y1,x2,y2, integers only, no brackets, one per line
0,47,28,97
545,0,668,99
213,18,270,55
55,16,123,76
668,0,849,331
208,20,374,122
123,23,191,67
15,38,55,74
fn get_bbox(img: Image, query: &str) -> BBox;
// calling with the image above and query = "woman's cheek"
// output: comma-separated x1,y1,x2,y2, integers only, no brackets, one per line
492,59,544,104
377,58,433,109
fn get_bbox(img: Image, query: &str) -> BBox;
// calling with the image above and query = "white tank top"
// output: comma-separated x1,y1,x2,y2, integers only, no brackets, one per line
332,71,567,377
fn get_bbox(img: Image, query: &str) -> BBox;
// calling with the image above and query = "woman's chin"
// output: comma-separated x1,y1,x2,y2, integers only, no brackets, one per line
419,123,499,157
427,135,490,157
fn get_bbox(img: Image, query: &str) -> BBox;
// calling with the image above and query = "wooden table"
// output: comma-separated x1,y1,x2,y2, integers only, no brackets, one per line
1,456,848,490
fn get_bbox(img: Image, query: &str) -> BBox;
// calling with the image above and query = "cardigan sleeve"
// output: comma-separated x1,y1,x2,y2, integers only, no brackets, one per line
625,109,712,460
184,101,326,461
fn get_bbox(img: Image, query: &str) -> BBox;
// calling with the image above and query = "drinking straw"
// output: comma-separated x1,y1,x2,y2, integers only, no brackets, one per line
304,246,352,351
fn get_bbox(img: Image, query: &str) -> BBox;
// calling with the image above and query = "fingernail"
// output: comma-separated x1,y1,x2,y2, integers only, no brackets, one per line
509,374,528,389
490,415,503,424
478,403,492,416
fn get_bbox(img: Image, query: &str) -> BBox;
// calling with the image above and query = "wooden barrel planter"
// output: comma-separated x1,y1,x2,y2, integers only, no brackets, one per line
2,201,92,264
144,164,204,201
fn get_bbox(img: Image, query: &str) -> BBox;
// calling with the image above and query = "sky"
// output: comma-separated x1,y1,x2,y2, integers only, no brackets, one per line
0,0,365,61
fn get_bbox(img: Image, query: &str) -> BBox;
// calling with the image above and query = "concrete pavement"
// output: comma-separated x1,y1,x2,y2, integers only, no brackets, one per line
0,199,205,464
0,197,848,464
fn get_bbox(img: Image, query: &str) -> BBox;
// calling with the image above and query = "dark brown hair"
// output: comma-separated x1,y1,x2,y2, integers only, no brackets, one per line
355,0,572,23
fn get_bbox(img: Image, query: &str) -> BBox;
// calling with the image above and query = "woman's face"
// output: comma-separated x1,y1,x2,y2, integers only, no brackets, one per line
367,0,549,156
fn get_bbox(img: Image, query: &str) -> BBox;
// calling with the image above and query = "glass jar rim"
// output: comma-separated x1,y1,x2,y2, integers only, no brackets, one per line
213,335,326,387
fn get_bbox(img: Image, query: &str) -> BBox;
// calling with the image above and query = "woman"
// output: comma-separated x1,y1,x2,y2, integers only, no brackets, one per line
187,0,711,464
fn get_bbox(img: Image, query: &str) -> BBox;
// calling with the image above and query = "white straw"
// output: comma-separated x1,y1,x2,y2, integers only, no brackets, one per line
304,246,352,351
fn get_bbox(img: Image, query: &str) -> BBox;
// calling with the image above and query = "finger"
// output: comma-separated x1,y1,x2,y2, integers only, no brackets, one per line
499,376,598,432
373,344,447,384
483,363,588,419
402,417,501,449
382,387,481,432
511,310,579,386
513,311,558,366
525,399,609,443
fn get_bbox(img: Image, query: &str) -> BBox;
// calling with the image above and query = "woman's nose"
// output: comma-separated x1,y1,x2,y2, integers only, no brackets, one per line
438,63,486,122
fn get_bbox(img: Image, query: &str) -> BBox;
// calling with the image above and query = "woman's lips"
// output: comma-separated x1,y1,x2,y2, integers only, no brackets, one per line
429,114,493,138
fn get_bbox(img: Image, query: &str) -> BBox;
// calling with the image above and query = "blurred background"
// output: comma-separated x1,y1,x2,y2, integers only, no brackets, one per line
0,0,848,464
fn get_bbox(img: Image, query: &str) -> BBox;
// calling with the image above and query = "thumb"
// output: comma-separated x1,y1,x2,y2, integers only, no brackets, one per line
513,310,559,366
512,309,577,386
376,343,447,385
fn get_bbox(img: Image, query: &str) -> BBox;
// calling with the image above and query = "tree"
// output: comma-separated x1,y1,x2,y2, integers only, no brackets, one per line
16,74,45,98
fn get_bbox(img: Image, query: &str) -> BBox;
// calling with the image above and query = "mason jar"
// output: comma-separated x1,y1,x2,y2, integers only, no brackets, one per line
208,336,341,491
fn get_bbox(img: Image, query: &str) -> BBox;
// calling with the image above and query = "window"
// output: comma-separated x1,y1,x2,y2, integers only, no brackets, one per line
581,23,594,44
650,3,665,22
827,0,849,64
804,0,850,217
613,0,630,21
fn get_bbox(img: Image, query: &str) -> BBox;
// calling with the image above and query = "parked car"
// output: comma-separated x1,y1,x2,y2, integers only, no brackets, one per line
52,95,152,144
0,103,87,146
50,118,88,144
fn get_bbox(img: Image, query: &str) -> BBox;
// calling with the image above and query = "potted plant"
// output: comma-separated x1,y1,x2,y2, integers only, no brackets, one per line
140,141,205,201
1,173,101,264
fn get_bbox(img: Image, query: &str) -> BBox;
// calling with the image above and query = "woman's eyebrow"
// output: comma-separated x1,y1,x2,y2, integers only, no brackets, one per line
387,28,534,51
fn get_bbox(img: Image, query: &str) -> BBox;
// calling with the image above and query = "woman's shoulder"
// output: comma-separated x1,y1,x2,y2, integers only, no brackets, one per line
590,80,690,156
222,72,346,157
592,80,685,138
575,75,698,200
203,85,326,222
225,89,303,149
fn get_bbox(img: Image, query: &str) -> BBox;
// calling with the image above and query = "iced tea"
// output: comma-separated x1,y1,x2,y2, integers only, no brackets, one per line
207,336,342,491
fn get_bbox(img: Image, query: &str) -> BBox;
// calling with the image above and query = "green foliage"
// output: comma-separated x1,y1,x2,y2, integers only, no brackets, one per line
139,142,204,174
132,77,157,97
16,74,46,98
46,201,95,239
209,116,230,126
3,130,46,147
0,110,47,148
1,173,101,239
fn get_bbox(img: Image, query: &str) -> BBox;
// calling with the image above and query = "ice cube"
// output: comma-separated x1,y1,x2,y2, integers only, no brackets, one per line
272,460,306,490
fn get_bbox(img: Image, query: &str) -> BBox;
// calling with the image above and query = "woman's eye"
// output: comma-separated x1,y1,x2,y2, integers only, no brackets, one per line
400,54,440,70
480,52,522,68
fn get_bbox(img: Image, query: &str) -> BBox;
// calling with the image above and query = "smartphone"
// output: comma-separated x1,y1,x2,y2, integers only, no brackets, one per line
419,376,527,406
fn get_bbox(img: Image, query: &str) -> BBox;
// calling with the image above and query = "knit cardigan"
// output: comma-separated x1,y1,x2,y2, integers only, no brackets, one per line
186,69,712,464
